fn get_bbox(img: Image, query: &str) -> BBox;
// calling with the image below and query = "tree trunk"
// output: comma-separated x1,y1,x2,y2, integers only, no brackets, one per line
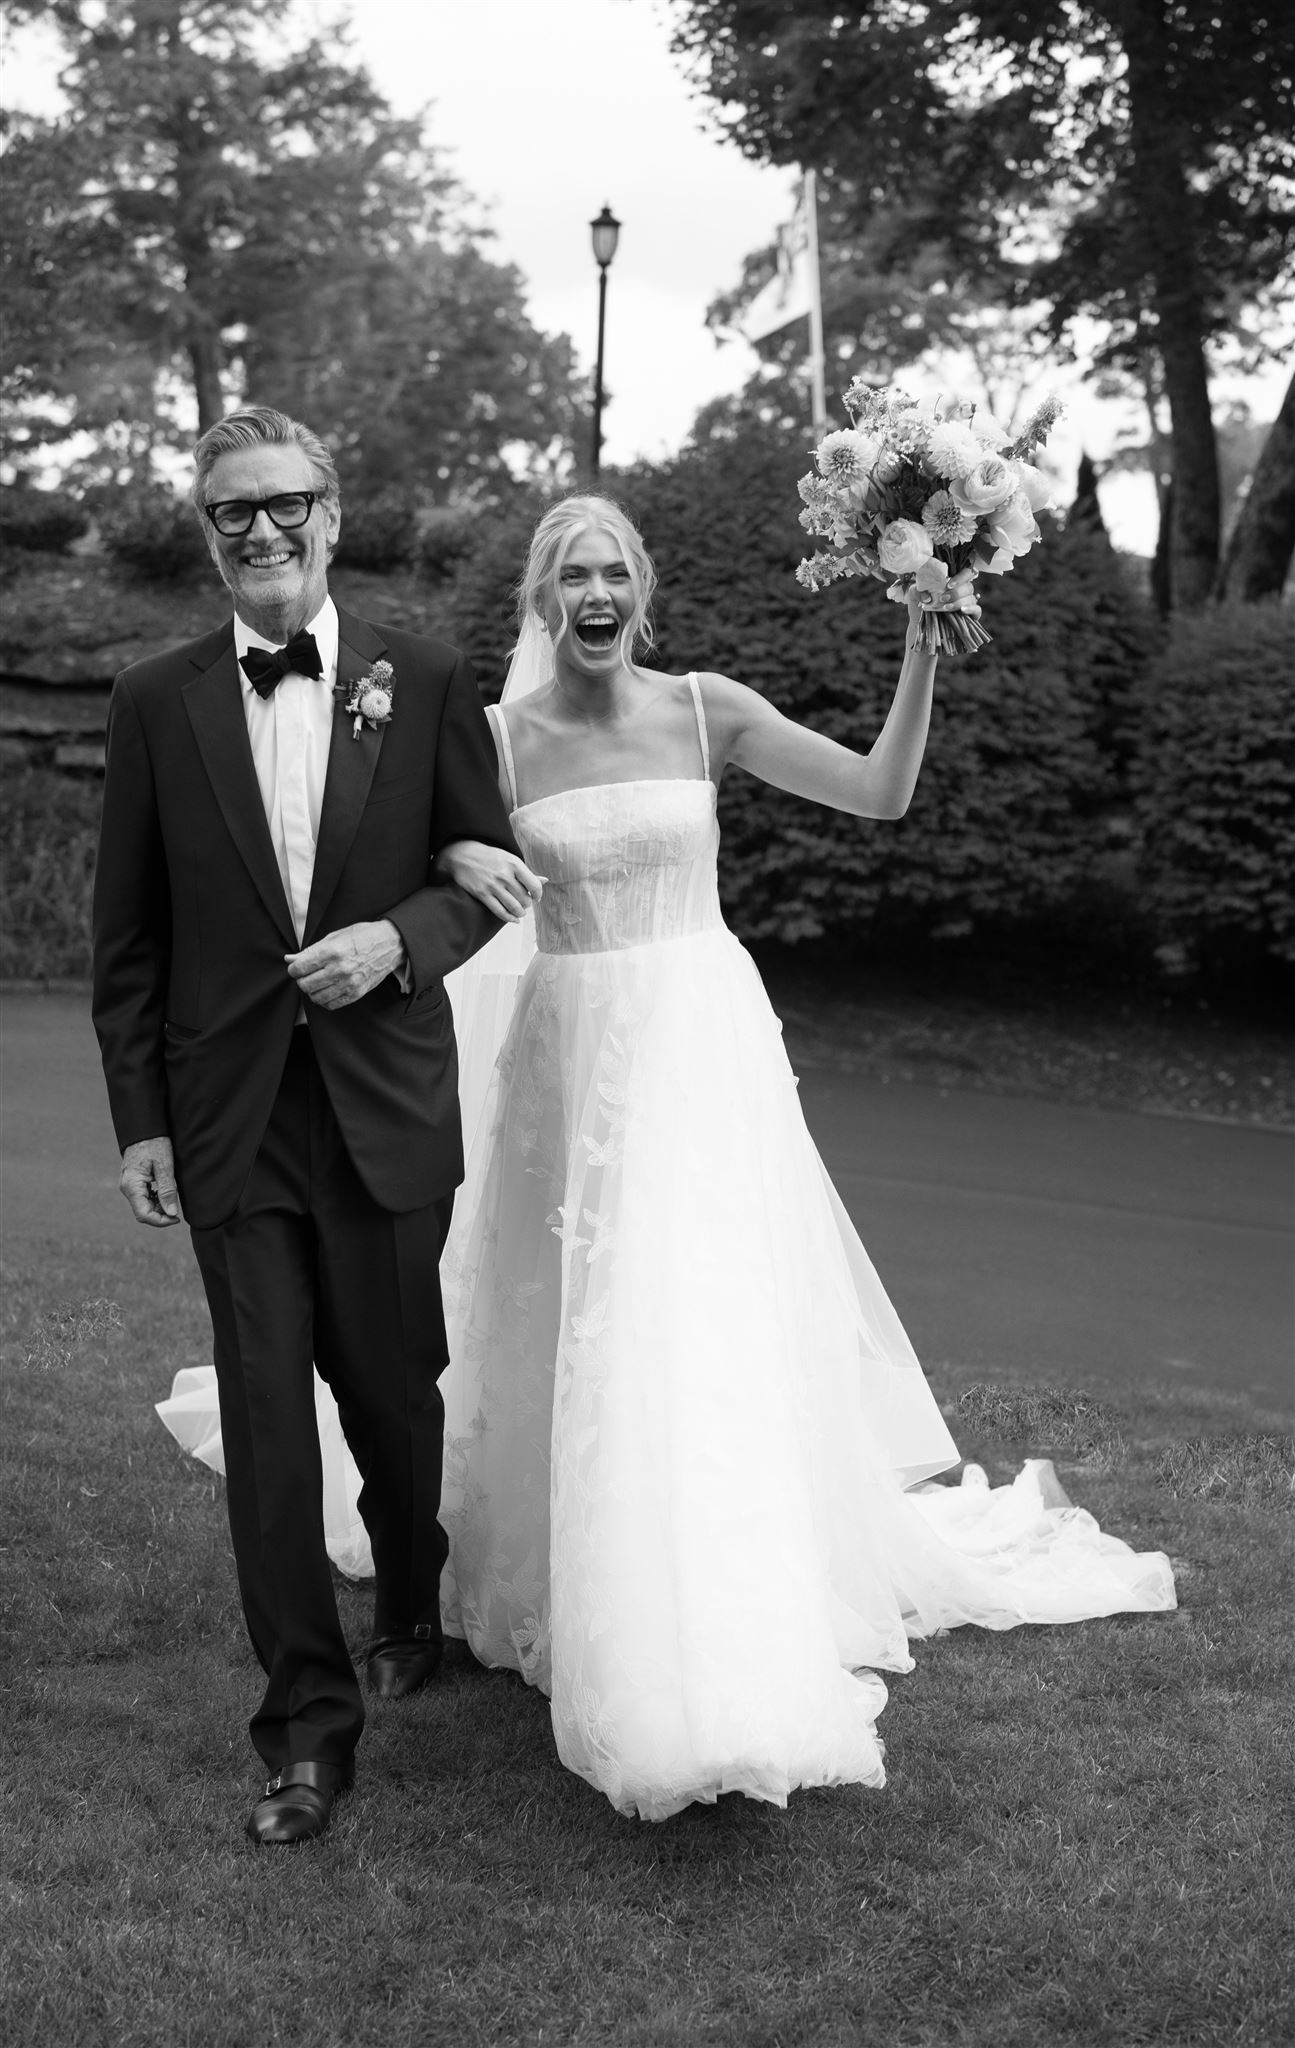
186,326,224,433
1216,372,1295,601
1150,478,1173,617
167,16,224,434
1156,310,1220,609
1121,1,1220,610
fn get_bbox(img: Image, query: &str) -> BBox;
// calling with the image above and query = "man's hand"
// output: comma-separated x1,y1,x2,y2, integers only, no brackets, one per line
120,1135,182,1227
286,919,407,1009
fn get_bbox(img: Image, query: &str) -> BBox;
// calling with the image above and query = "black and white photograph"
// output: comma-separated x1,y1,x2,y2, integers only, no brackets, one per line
1,2,1292,2043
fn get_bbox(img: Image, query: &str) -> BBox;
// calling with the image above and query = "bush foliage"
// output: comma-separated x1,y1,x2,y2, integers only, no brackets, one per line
443,490,546,698
332,488,421,571
0,485,89,554
99,487,210,581
0,766,101,978
448,424,1157,950
1134,602,1295,968
5,435,1290,989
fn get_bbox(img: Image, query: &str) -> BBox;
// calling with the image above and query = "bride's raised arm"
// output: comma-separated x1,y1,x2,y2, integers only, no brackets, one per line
706,588,938,821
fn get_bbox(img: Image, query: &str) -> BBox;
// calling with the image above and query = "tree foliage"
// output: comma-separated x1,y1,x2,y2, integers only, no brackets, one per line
1,0,582,496
670,1,1295,610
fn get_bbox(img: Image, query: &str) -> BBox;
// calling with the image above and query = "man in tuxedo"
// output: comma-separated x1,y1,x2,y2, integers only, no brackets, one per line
92,407,518,1844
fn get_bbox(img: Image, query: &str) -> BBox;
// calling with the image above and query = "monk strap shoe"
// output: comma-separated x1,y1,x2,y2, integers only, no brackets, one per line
245,1757,355,1846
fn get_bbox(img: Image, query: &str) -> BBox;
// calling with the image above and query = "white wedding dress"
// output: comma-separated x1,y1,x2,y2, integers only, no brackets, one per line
157,674,1175,1821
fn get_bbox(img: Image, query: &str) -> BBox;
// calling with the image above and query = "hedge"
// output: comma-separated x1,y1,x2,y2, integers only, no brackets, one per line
100,488,211,581
446,424,1156,950
332,489,421,572
0,766,100,979
1134,602,1295,969
0,486,89,554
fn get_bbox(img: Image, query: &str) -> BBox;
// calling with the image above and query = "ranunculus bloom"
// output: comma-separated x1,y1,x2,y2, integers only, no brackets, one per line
1016,461,1053,512
950,455,1017,516
877,519,934,574
985,490,1040,558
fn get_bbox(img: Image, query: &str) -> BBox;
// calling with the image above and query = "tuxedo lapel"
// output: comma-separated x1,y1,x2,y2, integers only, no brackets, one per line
304,609,390,944
181,627,297,947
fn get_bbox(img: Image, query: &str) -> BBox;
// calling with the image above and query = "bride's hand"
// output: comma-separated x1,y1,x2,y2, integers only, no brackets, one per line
436,840,545,921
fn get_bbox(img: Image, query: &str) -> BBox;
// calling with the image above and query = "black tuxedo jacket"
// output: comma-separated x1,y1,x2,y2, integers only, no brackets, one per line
92,604,518,1229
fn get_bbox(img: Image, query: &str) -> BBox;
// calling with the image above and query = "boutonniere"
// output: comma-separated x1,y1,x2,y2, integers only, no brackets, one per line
337,658,395,740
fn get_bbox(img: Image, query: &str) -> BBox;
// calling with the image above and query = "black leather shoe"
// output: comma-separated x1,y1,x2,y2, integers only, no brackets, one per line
245,1758,354,1846
366,1635,442,1699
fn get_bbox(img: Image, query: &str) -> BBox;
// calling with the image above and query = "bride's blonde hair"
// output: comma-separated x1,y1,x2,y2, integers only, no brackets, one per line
517,494,657,666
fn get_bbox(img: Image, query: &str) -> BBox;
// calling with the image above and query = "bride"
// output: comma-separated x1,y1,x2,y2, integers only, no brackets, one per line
160,492,1175,1821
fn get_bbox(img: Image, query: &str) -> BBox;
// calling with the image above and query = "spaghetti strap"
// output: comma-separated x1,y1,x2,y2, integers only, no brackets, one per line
486,701,519,811
686,671,711,780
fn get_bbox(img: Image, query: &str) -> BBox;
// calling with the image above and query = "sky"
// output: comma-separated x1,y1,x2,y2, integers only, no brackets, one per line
4,0,1289,550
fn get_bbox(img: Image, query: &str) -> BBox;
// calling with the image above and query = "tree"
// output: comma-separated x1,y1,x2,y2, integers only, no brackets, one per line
244,238,582,502
669,1,1295,611
1,0,582,494
1216,374,1295,602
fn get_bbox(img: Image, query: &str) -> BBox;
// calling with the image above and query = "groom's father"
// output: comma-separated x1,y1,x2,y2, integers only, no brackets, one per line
92,407,517,1844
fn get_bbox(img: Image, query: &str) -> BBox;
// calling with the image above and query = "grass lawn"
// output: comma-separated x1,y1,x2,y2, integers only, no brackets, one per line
2,1232,1290,2048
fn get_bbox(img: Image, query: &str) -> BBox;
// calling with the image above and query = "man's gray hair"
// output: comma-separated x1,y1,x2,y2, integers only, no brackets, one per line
191,407,341,509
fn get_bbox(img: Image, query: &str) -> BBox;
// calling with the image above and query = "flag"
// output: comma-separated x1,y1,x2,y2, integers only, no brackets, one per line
739,183,813,342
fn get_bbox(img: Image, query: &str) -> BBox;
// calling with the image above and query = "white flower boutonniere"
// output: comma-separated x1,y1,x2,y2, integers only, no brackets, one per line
339,659,395,740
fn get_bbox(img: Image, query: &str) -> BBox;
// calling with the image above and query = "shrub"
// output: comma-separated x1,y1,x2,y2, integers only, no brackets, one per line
417,506,479,583
443,490,546,699
100,488,210,582
0,486,89,554
440,429,1159,951
1133,601,1295,969
332,489,420,571
615,421,1153,948
0,765,101,979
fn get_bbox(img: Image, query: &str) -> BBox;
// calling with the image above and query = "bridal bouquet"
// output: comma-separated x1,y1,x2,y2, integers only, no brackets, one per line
796,381,1064,655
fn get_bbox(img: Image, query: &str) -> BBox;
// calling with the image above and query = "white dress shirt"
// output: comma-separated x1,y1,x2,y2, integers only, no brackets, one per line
234,598,339,945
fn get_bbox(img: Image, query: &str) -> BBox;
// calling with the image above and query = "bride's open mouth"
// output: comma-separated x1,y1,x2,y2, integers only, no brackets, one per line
574,612,619,650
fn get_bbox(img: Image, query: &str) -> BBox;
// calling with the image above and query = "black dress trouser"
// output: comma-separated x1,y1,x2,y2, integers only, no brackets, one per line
190,1027,454,1772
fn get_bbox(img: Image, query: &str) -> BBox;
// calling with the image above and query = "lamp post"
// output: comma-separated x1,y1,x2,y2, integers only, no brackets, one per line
589,204,620,481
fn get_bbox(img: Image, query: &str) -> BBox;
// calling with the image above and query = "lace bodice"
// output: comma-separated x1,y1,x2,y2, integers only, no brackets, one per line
514,779,723,955
490,673,723,957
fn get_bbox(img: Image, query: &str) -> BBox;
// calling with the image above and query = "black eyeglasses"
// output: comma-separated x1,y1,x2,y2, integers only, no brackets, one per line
202,492,319,538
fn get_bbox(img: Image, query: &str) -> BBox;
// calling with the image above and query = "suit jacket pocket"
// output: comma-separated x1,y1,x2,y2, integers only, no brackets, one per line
164,1019,202,1041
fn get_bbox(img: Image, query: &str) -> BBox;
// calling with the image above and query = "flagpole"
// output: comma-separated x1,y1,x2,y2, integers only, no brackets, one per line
803,167,827,436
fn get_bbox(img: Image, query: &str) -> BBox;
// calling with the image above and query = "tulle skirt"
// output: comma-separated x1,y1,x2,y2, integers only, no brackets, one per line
433,926,1175,1819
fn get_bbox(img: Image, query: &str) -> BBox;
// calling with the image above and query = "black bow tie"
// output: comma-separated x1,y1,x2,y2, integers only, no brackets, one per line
239,629,323,697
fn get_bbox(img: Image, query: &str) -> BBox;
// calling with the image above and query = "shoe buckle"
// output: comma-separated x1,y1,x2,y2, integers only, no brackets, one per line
414,1623,434,1640
264,1773,283,1796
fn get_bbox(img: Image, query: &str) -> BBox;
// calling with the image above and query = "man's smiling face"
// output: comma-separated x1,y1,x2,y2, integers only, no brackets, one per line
202,441,341,639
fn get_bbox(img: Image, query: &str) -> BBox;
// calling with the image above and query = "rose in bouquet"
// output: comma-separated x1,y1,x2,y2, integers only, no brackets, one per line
796,382,1064,655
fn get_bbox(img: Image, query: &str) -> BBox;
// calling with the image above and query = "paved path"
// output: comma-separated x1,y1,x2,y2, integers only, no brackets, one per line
3,991,1290,1415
